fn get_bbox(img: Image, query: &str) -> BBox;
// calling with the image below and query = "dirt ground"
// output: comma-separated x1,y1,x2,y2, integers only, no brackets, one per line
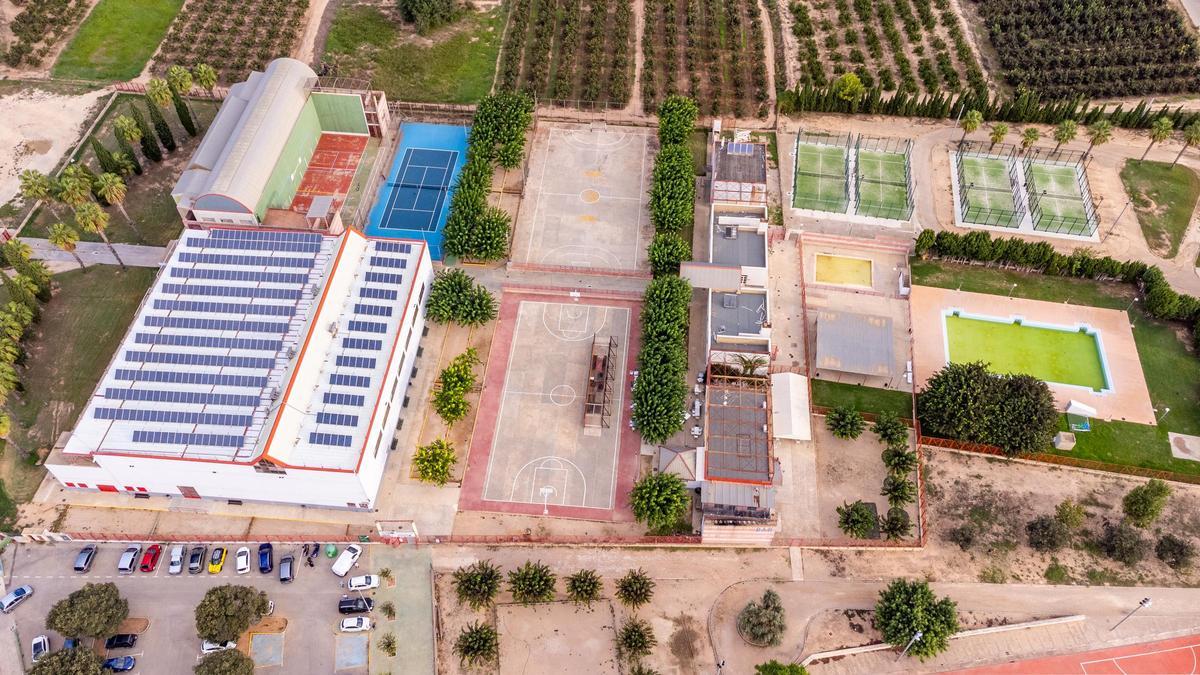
807,448,1200,587
497,601,621,674
0,86,109,208
802,607,1039,655
809,423,918,540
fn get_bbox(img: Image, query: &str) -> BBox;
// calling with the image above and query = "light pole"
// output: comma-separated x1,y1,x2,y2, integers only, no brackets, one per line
897,630,923,661
715,659,726,674
1157,407,1172,423
1008,282,1018,297
1111,598,1151,631
1125,296,1139,312
1106,200,1132,242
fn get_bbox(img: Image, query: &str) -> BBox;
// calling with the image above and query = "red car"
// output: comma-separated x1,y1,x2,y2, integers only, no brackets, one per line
139,544,162,572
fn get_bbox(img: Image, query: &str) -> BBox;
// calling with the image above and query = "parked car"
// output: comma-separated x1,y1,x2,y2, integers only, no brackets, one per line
347,575,379,591
139,544,162,572
63,638,79,650
258,543,273,573
168,545,185,575
208,547,227,574
188,545,207,574
266,600,275,616
31,635,48,662
279,555,294,583
73,545,97,573
116,545,141,574
331,544,362,577
104,634,137,650
339,617,371,632
200,640,236,654
337,597,373,615
0,585,33,613
235,546,251,574
101,656,136,672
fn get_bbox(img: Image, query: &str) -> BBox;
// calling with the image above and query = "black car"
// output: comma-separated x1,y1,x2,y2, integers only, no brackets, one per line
258,543,273,573
337,597,373,615
279,555,294,583
104,634,137,650
188,545,207,574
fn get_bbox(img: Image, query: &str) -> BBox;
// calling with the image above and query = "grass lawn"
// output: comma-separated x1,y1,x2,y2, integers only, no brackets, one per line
323,4,504,104
913,259,1200,476
52,0,184,81
811,379,913,418
1119,159,1200,259
946,315,1108,391
688,130,709,176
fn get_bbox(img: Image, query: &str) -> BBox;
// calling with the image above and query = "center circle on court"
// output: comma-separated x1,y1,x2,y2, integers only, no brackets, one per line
549,384,576,406
580,188,600,203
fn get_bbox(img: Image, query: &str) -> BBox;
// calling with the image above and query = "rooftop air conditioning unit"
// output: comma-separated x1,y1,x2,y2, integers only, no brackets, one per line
328,322,339,337
724,226,738,240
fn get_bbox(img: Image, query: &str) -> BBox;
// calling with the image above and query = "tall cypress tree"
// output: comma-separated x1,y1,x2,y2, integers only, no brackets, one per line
170,86,197,137
129,106,163,162
145,100,176,152
89,138,121,175
114,133,143,175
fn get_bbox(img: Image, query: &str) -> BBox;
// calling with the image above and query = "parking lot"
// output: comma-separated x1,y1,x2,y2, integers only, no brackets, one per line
1,541,412,674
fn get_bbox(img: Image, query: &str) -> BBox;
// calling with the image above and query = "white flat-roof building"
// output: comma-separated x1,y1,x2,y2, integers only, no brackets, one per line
45,227,432,509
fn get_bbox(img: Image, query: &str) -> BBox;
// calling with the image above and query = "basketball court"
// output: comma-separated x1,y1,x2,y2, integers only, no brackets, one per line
289,133,368,214
459,288,642,520
952,633,1200,674
512,123,653,273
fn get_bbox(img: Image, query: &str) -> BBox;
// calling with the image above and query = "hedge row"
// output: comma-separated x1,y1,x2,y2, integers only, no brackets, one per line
631,275,692,443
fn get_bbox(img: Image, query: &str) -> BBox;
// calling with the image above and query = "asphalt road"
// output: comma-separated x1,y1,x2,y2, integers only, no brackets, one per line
4,542,378,674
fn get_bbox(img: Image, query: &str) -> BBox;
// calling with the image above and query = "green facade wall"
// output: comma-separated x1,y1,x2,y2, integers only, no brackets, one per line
256,98,322,217
312,92,368,135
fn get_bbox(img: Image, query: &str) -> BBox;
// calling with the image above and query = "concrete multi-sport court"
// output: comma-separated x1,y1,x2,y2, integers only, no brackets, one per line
459,288,642,520
513,122,654,273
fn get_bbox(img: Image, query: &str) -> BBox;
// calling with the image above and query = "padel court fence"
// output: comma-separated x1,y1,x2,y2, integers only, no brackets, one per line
854,135,914,220
1022,152,1100,237
954,142,1027,228
793,130,852,213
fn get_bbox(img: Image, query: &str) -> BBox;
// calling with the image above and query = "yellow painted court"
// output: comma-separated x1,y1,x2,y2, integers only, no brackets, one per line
814,254,873,288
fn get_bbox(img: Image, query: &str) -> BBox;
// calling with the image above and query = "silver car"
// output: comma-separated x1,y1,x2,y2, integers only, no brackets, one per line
167,545,185,575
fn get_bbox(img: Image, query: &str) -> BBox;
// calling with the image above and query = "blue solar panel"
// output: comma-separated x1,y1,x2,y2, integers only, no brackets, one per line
152,300,295,317
179,252,315,269
187,238,322,253
125,351,273,370
96,408,253,427
329,373,371,388
316,412,359,426
208,229,323,244
369,256,407,269
347,320,387,334
170,267,308,285
323,392,366,407
135,333,282,352
353,304,392,317
133,430,244,447
309,432,354,447
335,355,376,369
342,337,382,351
105,388,258,407
161,284,303,301
374,242,412,253
143,316,288,334
364,272,404,285
114,369,267,388
359,287,398,301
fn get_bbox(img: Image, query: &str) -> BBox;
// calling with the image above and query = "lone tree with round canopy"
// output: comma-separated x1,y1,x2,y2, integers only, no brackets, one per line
194,585,269,644
46,582,128,639
875,579,959,660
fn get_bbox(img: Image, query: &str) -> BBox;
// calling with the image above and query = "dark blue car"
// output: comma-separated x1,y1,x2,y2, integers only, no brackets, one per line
258,543,273,573
102,656,135,672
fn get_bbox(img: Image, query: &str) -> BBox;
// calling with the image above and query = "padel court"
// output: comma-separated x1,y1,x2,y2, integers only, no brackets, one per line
289,133,369,215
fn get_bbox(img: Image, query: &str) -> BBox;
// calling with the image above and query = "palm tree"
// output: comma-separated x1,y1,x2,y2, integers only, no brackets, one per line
959,109,983,143
145,78,172,109
1052,119,1078,153
167,65,197,121
1173,121,1200,166
112,152,136,177
1085,120,1113,159
94,173,141,239
733,354,768,377
194,63,218,97
74,202,124,268
48,223,86,272
988,123,1009,150
17,169,62,220
114,114,142,144
55,170,91,208
1020,127,1040,153
1143,116,1174,160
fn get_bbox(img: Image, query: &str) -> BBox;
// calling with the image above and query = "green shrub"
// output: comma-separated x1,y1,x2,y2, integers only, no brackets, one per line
879,507,913,539
615,568,655,608
837,500,875,538
872,410,908,446
426,269,497,326
1122,479,1171,527
737,589,787,646
648,232,692,277
432,349,481,425
882,446,919,476
1156,534,1195,570
881,475,917,507
616,617,657,661
508,560,556,604
648,144,697,234
565,569,603,607
1099,520,1149,565
452,560,503,609
825,406,865,439
413,439,457,486
453,621,499,667
1055,499,1086,530
875,579,959,660
632,276,692,443
629,471,690,530
1026,515,1070,552
657,95,699,145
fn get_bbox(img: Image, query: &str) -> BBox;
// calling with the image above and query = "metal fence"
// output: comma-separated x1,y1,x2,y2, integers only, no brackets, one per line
793,130,852,213
1022,156,1100,237
954,143,1027,228
853,135,914,220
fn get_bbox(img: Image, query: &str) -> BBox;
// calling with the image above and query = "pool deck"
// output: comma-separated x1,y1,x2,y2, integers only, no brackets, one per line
911,286,1155,425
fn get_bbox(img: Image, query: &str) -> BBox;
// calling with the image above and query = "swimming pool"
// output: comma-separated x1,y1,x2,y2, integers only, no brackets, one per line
365,122,470,259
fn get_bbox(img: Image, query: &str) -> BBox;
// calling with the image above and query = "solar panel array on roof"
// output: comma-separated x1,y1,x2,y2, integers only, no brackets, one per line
728,142,755,156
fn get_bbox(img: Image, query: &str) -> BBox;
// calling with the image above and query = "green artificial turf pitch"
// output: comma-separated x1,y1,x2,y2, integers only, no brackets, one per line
946,314,1109,391
856,150,911,219
959,155,1020,227
794,143,848,212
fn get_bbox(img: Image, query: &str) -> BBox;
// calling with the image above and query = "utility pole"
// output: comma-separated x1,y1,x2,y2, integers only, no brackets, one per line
1111,598,1151,631
1105,200,1132,242
897,631,923,661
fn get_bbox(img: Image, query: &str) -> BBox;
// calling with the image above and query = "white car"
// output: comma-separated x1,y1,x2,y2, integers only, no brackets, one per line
200,640,236,654
31,635,48,663
167,545,185,575
235,547,251,574
347,575,379,591
330,544,362,577
339,616,371,633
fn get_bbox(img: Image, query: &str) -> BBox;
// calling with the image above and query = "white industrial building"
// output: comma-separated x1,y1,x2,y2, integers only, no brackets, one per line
45,227,433,509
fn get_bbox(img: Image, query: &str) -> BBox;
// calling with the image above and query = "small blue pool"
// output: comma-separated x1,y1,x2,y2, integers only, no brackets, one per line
366,122,469,259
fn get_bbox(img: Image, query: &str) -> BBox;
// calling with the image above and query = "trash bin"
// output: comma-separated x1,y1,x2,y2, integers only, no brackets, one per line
325,543,339,558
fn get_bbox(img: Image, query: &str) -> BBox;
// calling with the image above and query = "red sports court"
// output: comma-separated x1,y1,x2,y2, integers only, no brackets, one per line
289,133,368,215
950,634,1200,674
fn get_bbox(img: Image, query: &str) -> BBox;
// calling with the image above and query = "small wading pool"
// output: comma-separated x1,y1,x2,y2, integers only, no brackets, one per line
814,253,873,288
944,311,1111,392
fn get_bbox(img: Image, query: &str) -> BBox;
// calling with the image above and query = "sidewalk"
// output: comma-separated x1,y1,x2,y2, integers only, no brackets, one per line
22,237,168,268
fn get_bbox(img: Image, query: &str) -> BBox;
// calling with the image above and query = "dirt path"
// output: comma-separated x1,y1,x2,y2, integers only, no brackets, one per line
294,0,335,64
625,0,645,115
757,0,778,124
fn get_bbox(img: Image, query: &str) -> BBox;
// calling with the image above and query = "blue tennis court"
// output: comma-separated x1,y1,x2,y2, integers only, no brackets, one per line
366,123,469,259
